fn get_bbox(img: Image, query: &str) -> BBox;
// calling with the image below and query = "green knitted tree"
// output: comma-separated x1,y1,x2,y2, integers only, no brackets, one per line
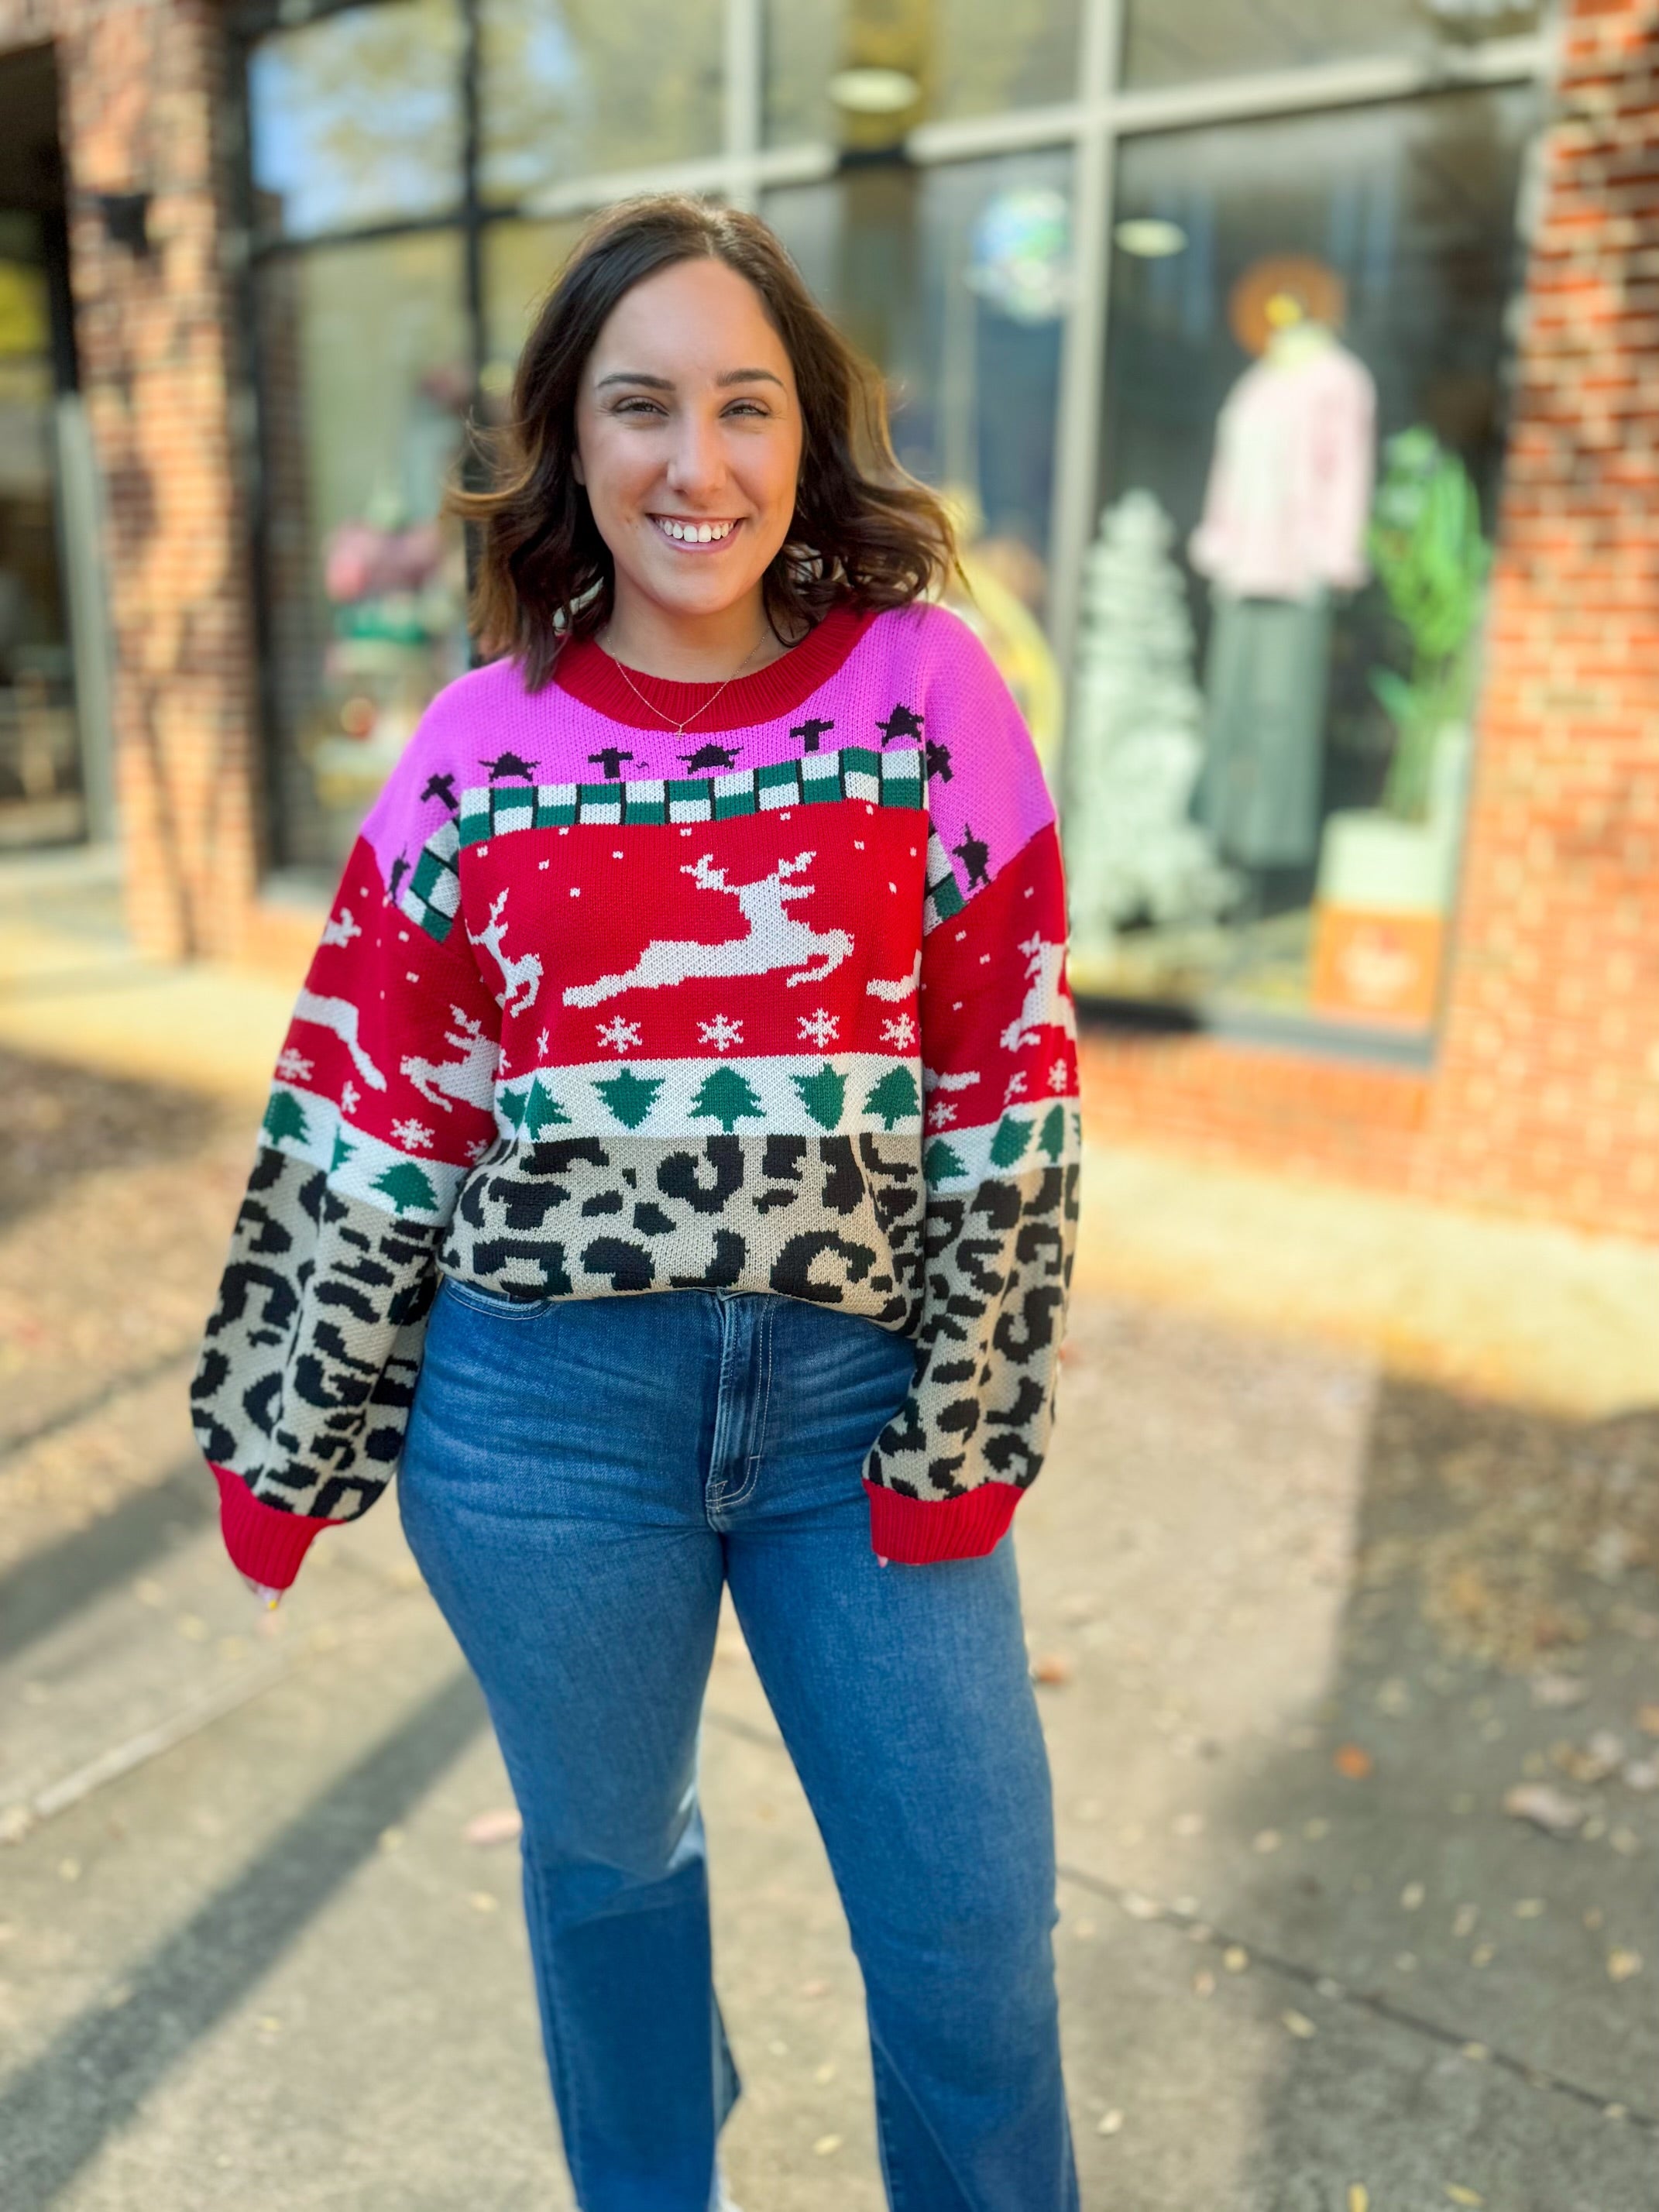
522,1079,572,1137
372,1160,439,1215
689,1066,764,1133
263,1088,311,1146
863,1066,921,1130
596,1069,665,1129
792,1063,846,1130
923,1137,967,1187
1036,1103,1066,1160
988,1113,1033,1169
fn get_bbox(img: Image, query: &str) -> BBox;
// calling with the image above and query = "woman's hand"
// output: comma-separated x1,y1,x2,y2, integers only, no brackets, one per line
242,1575,283,1610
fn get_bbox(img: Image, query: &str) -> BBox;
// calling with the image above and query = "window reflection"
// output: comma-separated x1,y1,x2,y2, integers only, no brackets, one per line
1122,0,1540,91
1068,88,1531,1035
248,0,464,241
479,0,723,205
257,233,472,872
766,0,1080,149
768,151,1072,775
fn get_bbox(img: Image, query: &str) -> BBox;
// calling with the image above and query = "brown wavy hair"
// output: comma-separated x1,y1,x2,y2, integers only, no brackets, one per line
452,194,957,689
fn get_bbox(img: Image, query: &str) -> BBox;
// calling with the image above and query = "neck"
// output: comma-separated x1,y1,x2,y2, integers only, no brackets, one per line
599,583,791,682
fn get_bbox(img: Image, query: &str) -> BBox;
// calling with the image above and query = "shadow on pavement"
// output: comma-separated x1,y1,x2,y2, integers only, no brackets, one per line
0,1046,226,1230
0,1668,487,2211
0,1462,211,1668
1221,1377,1659,2206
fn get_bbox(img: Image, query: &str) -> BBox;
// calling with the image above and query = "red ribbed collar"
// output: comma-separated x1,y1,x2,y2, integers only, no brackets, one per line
551,601,877,732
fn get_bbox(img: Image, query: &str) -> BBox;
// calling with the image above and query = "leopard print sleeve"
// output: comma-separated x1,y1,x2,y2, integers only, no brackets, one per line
860,626,1082,1565
192,802,500,1578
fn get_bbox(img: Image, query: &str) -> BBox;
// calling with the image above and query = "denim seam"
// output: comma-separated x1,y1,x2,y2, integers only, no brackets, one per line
440,1277,552,1320
524,1851,589,2202
715,1299,771,1516
704,1296,740,1522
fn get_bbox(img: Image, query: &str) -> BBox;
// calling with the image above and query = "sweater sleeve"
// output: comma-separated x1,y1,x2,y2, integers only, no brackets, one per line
862,617,1081,1561
192,740,500,1589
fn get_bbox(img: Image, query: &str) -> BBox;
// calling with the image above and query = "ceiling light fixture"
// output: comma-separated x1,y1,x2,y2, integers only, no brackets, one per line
1114,218,1187,259
829,66,921,116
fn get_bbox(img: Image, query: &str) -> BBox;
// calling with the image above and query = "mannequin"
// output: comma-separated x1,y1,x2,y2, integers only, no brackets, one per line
1189,287,1376,874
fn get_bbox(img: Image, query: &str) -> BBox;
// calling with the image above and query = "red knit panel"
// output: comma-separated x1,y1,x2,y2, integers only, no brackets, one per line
864,1479,1022,1563
214,1466,338,1589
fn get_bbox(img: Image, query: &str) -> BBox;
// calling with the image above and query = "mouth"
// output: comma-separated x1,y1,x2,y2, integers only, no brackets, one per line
651,515,742,548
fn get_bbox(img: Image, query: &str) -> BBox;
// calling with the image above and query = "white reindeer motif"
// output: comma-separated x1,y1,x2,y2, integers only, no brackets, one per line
320,906,362,949
998,934,1078,1053
400,1008,498,1112
469,889,544,1016
563,850,852,1008
291,989,387,1090
866,951,920,1003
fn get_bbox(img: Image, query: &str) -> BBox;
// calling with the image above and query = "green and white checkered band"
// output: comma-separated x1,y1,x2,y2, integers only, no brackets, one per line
923,830,966,933
455,743,923,850
398,816,462,943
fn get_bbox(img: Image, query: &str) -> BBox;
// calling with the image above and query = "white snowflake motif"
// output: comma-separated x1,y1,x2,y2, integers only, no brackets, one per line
699,1013,744,1054
798,1007,840,1049
339,1079,360,1116
467,1135,495,1163
536,1029,550,1059
390,1117,435,1152
926,1101,957,1130
1004,1070,1029,1103
881,1013,918,1053
275,1047,313,1083
597,1015,643,1055
1048,1057,1070,1094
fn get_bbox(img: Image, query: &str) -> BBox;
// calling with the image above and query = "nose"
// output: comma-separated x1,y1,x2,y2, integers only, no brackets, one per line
663,410,727,503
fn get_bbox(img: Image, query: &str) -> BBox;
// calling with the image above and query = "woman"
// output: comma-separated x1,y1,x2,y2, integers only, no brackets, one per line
194,194,1081,2212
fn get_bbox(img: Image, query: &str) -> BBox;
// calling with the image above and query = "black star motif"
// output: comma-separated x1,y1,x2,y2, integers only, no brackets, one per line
792,716,835,754
420,771,459,814
878,703,923,746
387,853,410,904
482,750,537,782
681,741,740,773
589,746,635,781
952,823,991,891
925,739,953,785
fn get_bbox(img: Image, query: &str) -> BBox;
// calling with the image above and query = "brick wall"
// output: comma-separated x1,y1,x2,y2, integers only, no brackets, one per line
1,0,263,959
1080,0,1659,1246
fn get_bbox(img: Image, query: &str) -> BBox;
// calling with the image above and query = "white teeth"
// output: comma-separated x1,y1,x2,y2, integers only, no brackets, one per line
658,517,733,543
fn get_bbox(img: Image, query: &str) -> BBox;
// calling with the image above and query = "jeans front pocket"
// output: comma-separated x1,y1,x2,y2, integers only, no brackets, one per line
438,1273,557,1320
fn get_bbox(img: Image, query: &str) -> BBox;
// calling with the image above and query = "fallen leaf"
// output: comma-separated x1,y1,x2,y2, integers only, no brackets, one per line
1622,1758,1659,1791
1334,1744,1373,1779
813,2061,836,2084
1445,2188,1484,2207
377,1826,405,1853
1400,1882,1425,1911
1121,1891,1163,1922
1348,2186,1369,2212
1097,2109,1125,2137
1503,1782,1587,1836
1193,1969,1216,1997
464,1808,523,1847
1530,1672,1589,1709
1637,1704,1659,1737
1253,1829,1283,1853
1282,2009,1317,2039
1607,1949,1644,1982
1461,2042,1490,2063
1513,1898,1544,1918
1452,1905,1479,1938
468,1891,499,1913
812,2134,843,2156
800,1979,828,1998
1609,1824,1640,1856
1223,1946,1249,1973
1030,1653,1073,1685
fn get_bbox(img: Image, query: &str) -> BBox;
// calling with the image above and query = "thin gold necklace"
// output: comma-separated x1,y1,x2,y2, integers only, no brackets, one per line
605,630,771,742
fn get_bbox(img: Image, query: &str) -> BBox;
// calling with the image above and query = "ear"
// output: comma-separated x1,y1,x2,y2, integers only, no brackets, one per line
572,445,586,487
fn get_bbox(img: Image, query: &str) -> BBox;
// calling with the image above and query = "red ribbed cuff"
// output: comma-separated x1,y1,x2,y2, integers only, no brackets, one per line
863,1478,1022,1564
212,1465,338,1590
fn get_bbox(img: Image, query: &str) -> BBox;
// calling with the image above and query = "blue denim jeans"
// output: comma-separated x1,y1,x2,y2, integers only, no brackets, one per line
400,1279,1077,2212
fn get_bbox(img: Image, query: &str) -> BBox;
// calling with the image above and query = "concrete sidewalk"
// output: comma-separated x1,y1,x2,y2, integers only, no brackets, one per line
2,860,1657,2206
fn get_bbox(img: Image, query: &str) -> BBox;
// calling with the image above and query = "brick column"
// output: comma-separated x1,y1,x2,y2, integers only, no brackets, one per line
1430,0,1659,1238
45,0,263,957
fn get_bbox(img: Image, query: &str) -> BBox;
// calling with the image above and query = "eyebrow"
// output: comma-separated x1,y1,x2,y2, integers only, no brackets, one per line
593,367,785,392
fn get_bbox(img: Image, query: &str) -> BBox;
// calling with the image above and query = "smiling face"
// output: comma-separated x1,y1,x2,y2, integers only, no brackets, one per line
573,256,805,658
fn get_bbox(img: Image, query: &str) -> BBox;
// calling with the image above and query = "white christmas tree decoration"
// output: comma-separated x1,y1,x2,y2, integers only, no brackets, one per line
1063,489,1237,958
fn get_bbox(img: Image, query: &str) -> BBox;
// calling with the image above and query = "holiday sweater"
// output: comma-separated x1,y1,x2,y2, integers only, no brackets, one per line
194,600,1081,1589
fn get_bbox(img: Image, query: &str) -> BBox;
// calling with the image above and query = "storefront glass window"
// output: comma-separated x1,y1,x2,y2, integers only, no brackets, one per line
0,217,78,847
479,0,724,207
768,149,1073,776
247,0,464,241
257,232,472,874
483,218,588,390
766,0,1080,148
1122,0,1541,91
1066,86,1531,1039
